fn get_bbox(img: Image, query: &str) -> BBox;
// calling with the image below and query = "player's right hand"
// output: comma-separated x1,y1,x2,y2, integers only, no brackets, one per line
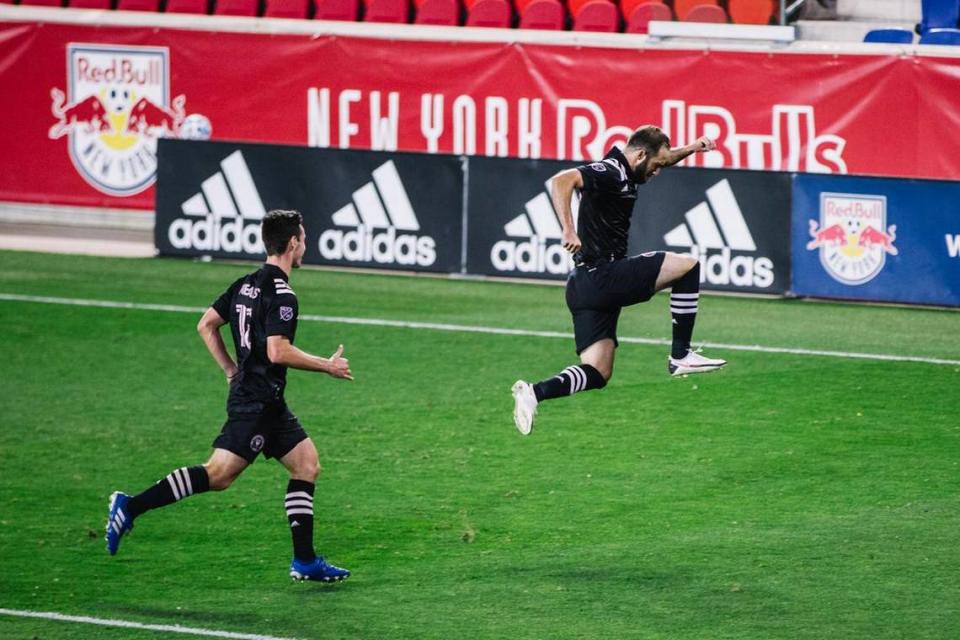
327,344,354,380
562,229,581,254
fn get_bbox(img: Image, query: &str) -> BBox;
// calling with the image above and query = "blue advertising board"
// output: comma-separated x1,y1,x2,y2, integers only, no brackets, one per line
792,174,960,306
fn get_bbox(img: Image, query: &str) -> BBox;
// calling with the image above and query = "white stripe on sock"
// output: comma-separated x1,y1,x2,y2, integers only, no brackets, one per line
172,469,188,500
166,475,181,501
671,308,699,314
284,499,313,508
573,366,586,392
671,293,699,299
285,491,312,500
670,299,699,306
179,468,193,496
286,508,314,516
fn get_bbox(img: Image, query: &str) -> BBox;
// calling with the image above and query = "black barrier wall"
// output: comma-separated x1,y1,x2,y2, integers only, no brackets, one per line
156,140,464,273
156,140,791,293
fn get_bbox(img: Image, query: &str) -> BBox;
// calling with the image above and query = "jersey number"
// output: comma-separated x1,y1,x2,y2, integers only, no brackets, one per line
236,304,253,350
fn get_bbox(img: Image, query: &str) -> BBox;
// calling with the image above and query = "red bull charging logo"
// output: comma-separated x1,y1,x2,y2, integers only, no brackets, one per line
806,193,897,285
49,44,191,196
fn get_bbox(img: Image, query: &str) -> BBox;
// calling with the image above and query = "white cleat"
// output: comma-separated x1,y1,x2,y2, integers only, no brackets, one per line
669,349,727,377
511,380,538,435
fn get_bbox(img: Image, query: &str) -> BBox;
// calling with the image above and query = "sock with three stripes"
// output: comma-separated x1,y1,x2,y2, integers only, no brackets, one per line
671,262,701,359
286,480,316,562
126,465,210,520
533,364,607,402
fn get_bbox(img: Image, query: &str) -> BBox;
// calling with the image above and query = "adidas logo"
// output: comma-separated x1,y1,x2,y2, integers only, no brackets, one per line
490,179,579,275
168,150,267,254
663,179,774,289
318,160,436,267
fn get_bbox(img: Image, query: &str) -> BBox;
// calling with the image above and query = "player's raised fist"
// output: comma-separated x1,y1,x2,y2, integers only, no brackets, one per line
696,136,716,152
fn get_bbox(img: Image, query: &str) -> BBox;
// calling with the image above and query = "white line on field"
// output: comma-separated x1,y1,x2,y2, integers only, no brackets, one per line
0,608,300,640
2,292,959,367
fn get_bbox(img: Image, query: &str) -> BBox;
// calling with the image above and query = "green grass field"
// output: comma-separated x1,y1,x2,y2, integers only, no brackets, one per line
1,250,958,640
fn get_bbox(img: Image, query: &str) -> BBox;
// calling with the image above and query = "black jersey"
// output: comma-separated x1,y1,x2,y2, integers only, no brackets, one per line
212,264,299,411
574,146,638,263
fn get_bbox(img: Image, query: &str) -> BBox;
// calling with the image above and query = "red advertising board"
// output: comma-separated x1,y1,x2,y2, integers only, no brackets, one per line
1,20,959,210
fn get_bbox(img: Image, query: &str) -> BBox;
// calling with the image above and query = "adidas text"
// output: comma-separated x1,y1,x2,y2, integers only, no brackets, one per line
689,246,774,289
169,215,264,254
319,225,436,267
491,237,572,274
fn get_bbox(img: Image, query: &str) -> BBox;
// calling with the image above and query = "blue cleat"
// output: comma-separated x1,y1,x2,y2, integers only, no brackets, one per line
289,556,350,583
105,491,134,556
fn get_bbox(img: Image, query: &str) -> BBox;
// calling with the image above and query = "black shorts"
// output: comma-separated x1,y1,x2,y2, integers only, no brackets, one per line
565,251,666,354
212,401,308,463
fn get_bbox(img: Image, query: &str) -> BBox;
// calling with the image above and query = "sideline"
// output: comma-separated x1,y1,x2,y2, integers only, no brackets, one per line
2,292,958,367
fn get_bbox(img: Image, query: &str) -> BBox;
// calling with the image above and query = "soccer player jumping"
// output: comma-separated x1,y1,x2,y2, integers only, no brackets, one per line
105,210,354,582
512,126,727,435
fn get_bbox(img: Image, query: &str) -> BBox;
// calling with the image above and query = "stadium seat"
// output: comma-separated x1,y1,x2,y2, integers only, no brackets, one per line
920,0,960,34
863,28,915,44
20,0,64,6
415,0,460,24
624,1,672,34
215,0,259,14
573,0,619,31
466,0,511,27
519,0,564,29
69,0,111,7
727,0,775,25
314,0,358,19
364,0,409,22
264,0,310,17
166,0,207,11
566,0,594,18
919,27,960,44
683,3,726,22
117,0,160,11
672,0,714,21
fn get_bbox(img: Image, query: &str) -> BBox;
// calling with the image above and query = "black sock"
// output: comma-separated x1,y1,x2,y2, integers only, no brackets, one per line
533,364,607,402
286,480,316,562
126,465,210,520
671,262,700,359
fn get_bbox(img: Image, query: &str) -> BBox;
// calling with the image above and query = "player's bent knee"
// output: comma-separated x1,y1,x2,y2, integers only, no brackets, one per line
204,463,237,491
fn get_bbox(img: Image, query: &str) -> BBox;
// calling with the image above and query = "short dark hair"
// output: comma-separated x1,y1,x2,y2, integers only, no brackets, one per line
261,209,303,256
626,125,670,155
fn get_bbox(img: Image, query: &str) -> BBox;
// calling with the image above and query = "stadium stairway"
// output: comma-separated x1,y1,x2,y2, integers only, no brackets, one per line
796,0,922,42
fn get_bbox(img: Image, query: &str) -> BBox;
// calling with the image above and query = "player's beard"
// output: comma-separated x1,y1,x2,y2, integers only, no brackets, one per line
632,160,653,184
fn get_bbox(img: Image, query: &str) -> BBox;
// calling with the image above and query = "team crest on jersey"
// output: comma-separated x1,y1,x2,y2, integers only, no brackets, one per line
589,162,607,172
48,44,200,197
250,435,265,453
279,306,294,321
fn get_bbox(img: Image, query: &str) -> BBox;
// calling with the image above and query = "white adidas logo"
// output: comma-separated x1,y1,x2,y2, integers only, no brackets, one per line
490,179,579,275
318,160,436,267
168,150,267,254
663,179,774,289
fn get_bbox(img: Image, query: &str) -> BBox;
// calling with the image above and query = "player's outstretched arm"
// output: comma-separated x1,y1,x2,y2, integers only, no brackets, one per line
664,136,716,167
197,307,238,382
551,168,583,254
266,336,354,380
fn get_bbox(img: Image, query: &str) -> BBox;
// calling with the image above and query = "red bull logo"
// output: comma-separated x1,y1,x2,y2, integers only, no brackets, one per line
807,193,896,285
48,44,192,197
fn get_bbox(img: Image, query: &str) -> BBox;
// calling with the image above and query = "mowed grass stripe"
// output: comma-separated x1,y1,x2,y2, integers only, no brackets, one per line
2,292,959,367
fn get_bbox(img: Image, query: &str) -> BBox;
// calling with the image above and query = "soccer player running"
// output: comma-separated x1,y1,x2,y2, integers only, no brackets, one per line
512,126,726,435
105,210,354,582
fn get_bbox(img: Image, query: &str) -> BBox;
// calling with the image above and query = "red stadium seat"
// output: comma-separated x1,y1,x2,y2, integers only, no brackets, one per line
314,0,357,19
672,0,714,21
20,0,64,5
566,0,593,19
166,0,208,12
727,0,775,25
519,0,564,29
364,0,409,22
466,0,510,26
215,0,259,14
683,3,726,22
625,1,671,33
117,0,160,11
573,0,619,31
69,0,112,8
513,0,538,11
415,0,460,24
264,0,310,16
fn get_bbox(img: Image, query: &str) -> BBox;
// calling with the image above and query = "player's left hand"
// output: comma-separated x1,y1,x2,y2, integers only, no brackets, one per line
696,136,716,152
